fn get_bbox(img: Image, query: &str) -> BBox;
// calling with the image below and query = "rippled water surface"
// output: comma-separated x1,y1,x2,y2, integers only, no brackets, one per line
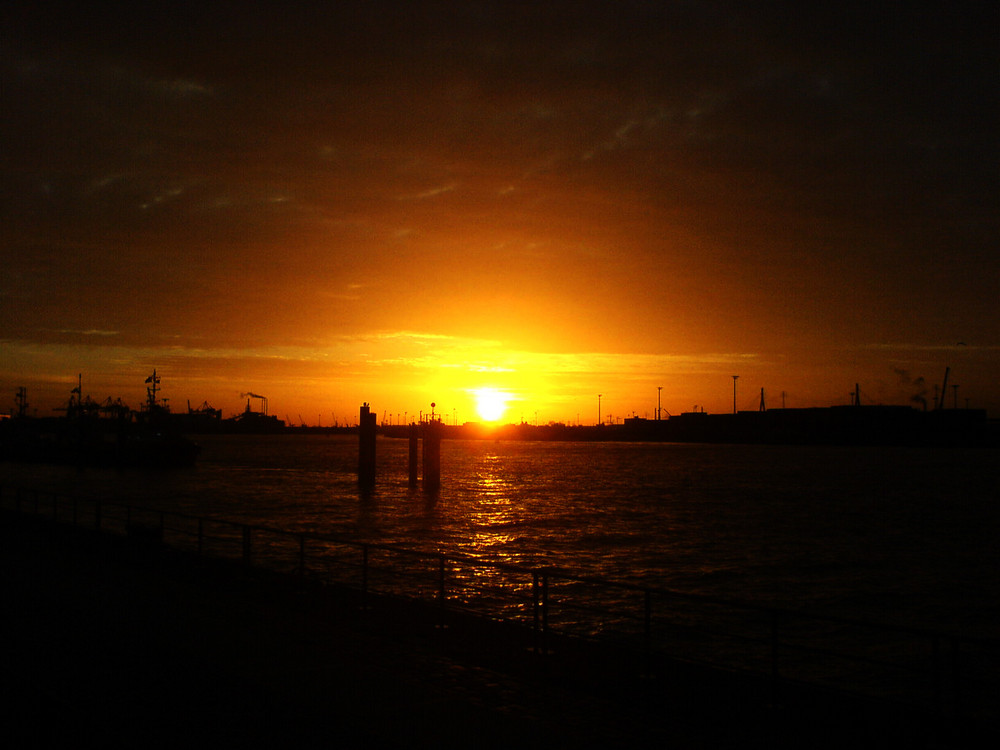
4,435,998,635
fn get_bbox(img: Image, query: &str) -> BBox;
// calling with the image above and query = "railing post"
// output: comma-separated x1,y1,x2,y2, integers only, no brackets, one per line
541,572,549,655
931,635,942,710
242,525,252,566
532,571,540,654
950,636,962,720
437,555,448,628
362,544,369,603
298,535,306,579
644,589,652,668
770,610,780,706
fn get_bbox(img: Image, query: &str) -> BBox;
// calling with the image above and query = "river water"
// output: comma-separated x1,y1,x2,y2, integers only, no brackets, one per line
3,434,998,638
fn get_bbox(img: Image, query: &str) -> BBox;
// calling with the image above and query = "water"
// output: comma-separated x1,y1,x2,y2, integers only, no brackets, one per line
3,434,998,637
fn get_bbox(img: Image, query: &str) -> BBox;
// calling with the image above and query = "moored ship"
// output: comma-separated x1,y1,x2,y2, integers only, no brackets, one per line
0,373,200,468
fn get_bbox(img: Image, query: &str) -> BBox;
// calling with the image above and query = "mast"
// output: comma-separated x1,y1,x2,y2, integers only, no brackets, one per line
15,387,28,418
145,369,160,410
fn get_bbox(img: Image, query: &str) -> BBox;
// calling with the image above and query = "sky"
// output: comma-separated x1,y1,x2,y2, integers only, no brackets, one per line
3,1,998,424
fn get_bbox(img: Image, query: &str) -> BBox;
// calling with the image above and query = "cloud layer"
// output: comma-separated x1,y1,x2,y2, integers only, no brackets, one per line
3,1,997,419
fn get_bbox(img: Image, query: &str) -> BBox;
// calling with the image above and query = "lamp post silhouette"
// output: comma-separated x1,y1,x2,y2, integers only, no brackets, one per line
597,394,602,426
657,386,662,421
732,375,739,415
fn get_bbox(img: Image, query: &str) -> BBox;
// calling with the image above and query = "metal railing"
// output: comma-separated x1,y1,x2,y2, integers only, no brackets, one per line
2,483,996,723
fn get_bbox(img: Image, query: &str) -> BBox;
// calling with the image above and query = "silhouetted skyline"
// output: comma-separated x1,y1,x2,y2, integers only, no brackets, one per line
3,1,998,422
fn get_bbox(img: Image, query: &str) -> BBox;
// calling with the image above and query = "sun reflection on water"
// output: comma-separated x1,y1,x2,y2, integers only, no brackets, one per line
449,451,536,568
7,434,995,634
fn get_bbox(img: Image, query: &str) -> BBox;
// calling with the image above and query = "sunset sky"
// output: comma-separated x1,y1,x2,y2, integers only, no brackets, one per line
3,1,998,424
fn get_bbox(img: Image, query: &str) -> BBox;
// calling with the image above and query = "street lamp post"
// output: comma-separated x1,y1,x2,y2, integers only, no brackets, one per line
657,386,662,421
732,375,739,415
598,394,602,426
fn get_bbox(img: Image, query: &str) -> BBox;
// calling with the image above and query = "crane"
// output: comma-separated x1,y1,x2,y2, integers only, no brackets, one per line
936,367,950,410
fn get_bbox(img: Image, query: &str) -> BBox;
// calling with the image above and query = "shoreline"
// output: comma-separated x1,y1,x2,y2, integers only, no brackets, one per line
3,510,987,748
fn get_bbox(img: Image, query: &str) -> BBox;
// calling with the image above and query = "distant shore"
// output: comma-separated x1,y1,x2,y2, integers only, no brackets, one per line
4,404,995,467
290,404,997,448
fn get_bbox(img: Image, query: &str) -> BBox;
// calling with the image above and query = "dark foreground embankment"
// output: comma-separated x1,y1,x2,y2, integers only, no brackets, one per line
1,511,984,748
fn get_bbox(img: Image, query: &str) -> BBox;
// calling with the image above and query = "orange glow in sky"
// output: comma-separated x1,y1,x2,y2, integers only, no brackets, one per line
471,388,511,424
2,3,997,422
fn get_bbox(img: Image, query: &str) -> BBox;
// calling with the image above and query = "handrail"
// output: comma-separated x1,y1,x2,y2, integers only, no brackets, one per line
2,483,996,722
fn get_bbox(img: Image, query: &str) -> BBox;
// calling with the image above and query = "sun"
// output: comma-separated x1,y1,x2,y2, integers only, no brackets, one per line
473,388,509,423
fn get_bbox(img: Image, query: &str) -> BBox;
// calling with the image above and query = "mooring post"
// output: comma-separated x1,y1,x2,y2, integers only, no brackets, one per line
422,417,441,491
408,422,419,487
358,402,377,490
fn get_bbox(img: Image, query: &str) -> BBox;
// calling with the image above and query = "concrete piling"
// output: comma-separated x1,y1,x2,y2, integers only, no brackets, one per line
422,419,441,491
358,403,376,490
